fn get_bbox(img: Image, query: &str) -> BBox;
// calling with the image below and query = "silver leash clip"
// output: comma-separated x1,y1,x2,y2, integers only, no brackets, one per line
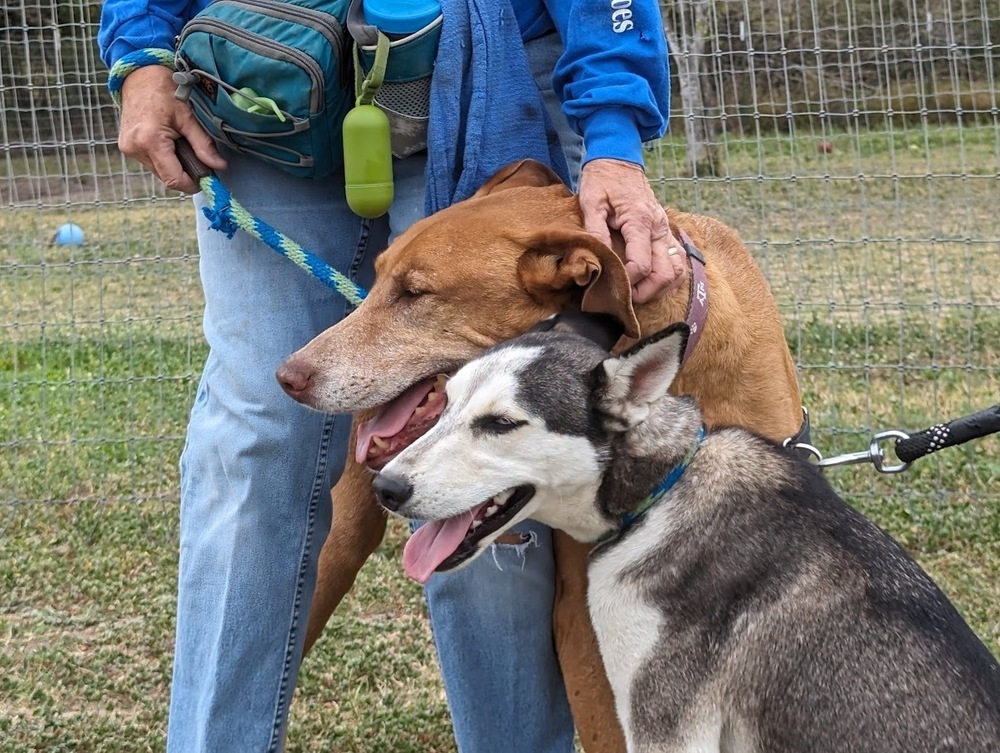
785,430,912,474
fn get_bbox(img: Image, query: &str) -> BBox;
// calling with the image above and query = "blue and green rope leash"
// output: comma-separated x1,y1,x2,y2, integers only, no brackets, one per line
107,48,368,307
174,141,368,306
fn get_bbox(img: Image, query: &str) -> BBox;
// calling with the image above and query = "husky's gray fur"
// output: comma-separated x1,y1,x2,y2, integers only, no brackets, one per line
376,318,1000,753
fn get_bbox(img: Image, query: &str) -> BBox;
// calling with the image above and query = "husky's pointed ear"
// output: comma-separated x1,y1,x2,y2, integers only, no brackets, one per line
519,227,640,339
593,323,690,428
472,160,566,197
529,312,625,352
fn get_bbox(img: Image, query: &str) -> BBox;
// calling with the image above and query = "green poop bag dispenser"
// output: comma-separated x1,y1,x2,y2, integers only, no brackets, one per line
344,33,393,218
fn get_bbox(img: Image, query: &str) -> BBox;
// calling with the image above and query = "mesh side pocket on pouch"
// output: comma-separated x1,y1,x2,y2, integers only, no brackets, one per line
372,75,433,157
349,0,441,158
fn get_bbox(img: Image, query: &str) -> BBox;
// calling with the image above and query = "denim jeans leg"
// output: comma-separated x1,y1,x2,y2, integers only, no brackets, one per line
387,152,429,242
527,33,585,187
421,519,576,753
167,151,381,752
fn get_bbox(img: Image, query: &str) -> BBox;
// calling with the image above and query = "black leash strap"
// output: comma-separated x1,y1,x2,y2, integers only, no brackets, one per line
894,403,1000,463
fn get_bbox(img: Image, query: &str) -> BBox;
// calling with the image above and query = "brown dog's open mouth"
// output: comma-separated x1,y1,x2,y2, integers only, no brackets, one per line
355,375,449,469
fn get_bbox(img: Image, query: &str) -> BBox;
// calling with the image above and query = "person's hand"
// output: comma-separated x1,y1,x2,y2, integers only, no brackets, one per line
118,65,227,193
578,158,685,304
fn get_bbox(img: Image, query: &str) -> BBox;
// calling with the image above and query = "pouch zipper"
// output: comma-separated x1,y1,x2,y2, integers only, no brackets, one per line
180,16,325,112
223,0,345,63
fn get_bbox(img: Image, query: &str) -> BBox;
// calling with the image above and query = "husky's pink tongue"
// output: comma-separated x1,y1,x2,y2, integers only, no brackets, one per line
403,502,489,584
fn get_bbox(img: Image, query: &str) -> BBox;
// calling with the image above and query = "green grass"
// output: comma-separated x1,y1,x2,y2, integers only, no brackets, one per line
1,123,999,750
0,502,451,751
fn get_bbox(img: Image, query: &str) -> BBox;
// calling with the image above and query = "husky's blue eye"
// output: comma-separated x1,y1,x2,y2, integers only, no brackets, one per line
474,415,527,434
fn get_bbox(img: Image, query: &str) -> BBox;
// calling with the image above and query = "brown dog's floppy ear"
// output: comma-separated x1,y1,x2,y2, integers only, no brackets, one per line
472,160,566,198
519,227,640,339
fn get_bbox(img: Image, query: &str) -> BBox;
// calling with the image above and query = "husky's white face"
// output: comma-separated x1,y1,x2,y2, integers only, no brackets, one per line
376,343,611,584
376,323,691,584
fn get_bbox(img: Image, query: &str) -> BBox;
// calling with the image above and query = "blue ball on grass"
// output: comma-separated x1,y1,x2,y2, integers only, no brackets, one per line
54,223,85,246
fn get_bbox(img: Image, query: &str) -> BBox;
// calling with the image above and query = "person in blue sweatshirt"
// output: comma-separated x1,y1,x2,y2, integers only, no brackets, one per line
99,0,679,750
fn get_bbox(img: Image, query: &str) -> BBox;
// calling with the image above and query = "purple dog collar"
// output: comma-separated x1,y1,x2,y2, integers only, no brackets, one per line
677,229,708,364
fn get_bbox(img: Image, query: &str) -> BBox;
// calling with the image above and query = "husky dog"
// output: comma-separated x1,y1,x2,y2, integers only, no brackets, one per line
373,316,1000,753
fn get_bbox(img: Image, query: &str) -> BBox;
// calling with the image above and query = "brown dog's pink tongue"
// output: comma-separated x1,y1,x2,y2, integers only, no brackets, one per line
356,378,436,463
403,503,488,584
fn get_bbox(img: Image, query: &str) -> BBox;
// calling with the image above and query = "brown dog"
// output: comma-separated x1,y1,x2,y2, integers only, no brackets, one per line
277,160,803,752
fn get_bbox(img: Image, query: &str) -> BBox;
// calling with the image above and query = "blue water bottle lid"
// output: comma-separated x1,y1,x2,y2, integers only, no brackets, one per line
363,0,441,35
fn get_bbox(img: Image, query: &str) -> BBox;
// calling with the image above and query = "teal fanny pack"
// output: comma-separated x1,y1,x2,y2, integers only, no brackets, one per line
174,0,352,179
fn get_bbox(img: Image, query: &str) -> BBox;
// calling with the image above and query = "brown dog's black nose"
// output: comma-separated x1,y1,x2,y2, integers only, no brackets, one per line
373,473,413,512
276,357,314,402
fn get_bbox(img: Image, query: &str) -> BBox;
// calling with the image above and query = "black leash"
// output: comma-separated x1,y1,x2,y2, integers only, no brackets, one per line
894,403,1000,463
786,403,1000,474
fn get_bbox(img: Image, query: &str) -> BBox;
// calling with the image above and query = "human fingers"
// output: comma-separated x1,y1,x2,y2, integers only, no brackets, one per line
577,179,614,250
632,229,686,303
145,132,201,194
177,108,228,174
618,215,654,290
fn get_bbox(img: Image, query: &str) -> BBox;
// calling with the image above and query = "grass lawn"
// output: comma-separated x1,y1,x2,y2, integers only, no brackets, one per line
1,123,998,750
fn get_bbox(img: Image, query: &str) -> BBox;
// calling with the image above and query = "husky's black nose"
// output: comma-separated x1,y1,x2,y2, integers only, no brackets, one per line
373,473,414,512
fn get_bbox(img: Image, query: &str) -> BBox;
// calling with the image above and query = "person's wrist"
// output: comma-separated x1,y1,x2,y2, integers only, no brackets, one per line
108,48,176,107
583,158,645,175
121,63,176,101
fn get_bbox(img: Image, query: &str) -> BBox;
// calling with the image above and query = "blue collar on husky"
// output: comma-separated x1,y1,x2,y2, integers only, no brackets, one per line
596,425,706,547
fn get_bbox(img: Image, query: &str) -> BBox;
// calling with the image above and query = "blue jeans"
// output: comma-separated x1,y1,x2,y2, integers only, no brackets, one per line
167,33,582,753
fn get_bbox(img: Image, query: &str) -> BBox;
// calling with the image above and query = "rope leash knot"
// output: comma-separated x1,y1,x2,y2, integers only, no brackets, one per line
194,165,368,305
198,177,239,239
106,48,368,307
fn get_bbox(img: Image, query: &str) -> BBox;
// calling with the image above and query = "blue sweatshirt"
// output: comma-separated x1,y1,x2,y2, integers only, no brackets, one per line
98,0,670,165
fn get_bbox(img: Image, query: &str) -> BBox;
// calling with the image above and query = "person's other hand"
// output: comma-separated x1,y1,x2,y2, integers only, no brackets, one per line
578,158,685,304
118,65,227,193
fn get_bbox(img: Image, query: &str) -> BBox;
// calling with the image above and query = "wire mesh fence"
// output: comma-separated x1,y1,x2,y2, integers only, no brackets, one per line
1,0,997,746
1,3,997,510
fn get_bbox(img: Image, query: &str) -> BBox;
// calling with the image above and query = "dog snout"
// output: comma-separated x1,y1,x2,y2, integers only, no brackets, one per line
276,356,315,403
373,472,414,512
